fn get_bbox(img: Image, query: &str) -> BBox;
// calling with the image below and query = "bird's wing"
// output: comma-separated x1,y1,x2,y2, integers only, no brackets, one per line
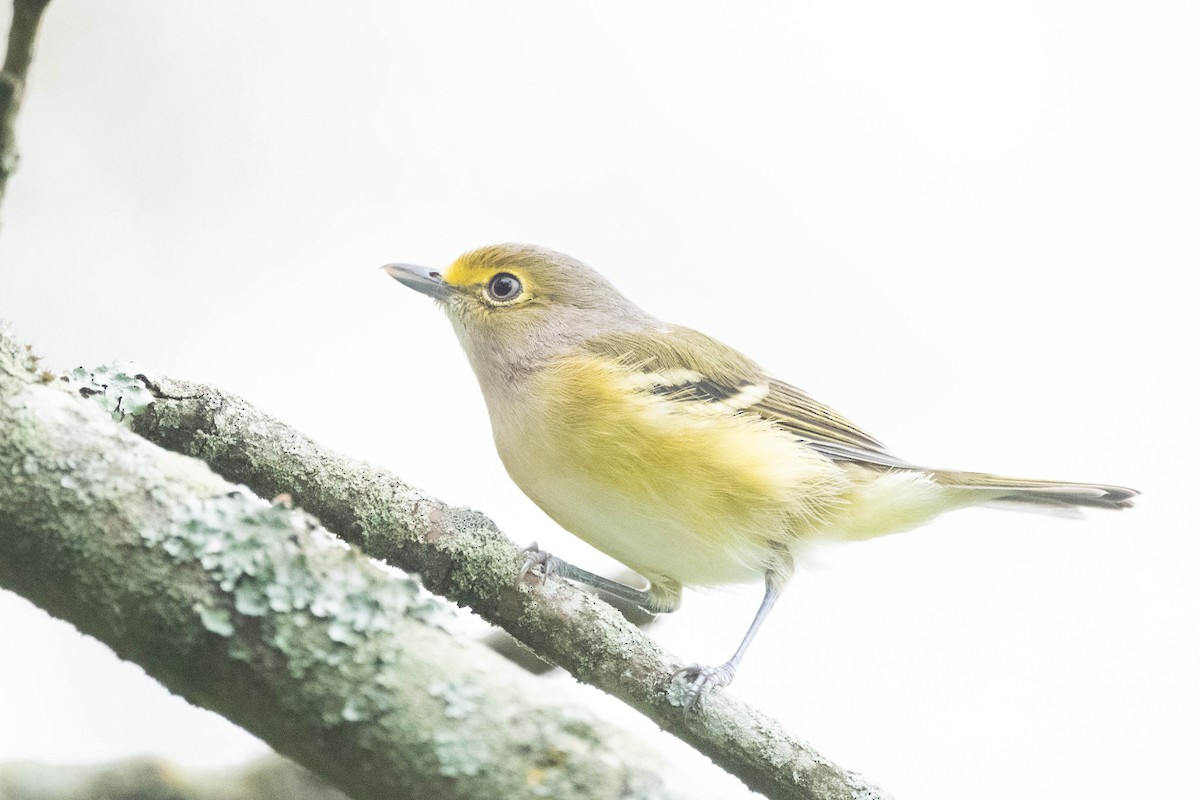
583,326,914,469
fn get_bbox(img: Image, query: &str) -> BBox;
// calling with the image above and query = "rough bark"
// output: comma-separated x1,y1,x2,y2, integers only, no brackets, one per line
0,755,350,800
0,330,677,800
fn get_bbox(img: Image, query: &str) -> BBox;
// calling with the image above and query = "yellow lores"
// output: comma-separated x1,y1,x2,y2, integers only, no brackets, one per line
384,244,1136,710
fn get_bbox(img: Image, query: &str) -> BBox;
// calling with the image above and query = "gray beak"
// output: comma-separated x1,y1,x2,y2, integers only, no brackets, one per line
381,263,452,301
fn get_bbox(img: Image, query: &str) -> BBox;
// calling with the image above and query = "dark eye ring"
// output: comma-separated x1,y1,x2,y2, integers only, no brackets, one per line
486,272,522,302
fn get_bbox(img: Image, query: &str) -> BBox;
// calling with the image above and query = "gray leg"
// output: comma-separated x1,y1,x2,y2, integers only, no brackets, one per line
672,565,788,712
519,542,682,614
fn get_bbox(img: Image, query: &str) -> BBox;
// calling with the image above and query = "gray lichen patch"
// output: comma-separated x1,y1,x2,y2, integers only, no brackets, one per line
422,672,665,796
67,362,154,422
428,679,484,720
433,727,493,778
438,506,520,597
194,603,235,637
140,489,453,724
508,704,664,800
0,328,42,379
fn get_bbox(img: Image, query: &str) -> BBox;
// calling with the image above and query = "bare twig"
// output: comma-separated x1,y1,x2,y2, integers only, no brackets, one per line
0,0,52,213
122,369,891,800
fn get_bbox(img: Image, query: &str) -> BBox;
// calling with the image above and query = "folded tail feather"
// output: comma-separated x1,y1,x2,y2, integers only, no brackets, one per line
931,470,1138,510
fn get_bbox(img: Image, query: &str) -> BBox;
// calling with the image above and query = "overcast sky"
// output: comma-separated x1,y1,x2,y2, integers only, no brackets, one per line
1,2,1197,799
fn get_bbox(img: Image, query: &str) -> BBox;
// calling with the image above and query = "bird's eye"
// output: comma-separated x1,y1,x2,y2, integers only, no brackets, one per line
486,272,522,302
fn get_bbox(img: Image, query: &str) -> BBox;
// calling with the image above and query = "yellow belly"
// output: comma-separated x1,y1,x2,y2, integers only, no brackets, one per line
488,356,850,586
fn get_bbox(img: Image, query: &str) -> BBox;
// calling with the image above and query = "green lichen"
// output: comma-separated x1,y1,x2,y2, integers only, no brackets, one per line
140,488,453,724
194,603,234,637
427,679,483,719
0,332,42,378
537,706,600,745
847,771,894,800
440,506,517,598
433,728,492,778
665,675,694,709
67,363,154,422
507,704,670,800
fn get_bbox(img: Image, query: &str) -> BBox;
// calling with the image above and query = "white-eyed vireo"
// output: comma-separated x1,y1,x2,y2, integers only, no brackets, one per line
384,244,1136,710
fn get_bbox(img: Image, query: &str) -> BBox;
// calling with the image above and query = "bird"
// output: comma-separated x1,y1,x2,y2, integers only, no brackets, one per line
383,243,1137,711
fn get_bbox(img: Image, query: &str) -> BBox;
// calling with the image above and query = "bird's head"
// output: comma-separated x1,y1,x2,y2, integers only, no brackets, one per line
384,243,653,378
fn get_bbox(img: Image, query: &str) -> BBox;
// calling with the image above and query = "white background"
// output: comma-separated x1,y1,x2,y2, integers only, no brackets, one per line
1,2,1197,798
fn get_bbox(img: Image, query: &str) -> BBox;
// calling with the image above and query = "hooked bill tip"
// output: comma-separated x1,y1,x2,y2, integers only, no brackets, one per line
381,262,451,300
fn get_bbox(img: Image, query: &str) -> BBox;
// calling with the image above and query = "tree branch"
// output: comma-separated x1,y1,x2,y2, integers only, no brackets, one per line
1,755,351,800
0,0,52,211
0,330,679,800
114,369,891,800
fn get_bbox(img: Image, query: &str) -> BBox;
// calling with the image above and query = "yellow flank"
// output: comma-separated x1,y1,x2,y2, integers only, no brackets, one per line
491,351,849,586
490,349,997,586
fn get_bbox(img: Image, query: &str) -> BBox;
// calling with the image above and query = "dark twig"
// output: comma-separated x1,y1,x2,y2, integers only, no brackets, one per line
0,0,53,215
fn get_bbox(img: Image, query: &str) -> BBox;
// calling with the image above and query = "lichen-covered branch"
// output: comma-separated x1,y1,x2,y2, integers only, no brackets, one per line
0,0,52,212
112,368,890,800
1,755,350,800
0,330,677,800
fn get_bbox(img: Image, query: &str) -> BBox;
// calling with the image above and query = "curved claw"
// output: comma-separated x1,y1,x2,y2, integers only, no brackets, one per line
670,662,737,713
518,541,559,584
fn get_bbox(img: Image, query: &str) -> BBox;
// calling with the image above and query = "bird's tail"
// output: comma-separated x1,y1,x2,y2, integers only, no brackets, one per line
931,470,1138,511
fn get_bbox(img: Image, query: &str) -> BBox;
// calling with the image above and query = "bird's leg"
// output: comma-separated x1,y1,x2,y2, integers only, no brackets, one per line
519,542,681,613
672,563,788,712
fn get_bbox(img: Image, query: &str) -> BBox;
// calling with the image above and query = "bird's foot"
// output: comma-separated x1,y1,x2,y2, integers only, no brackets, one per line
669,662,738,713
518,541,562,584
